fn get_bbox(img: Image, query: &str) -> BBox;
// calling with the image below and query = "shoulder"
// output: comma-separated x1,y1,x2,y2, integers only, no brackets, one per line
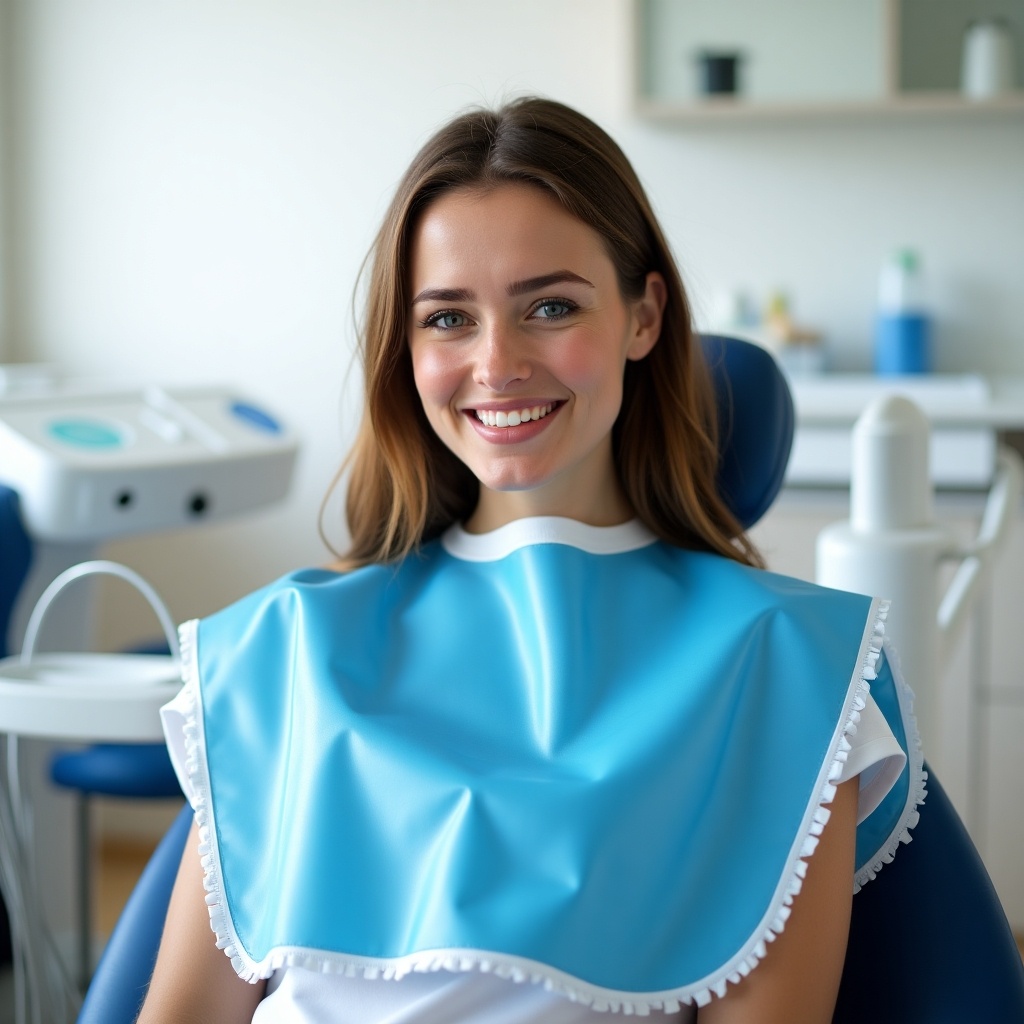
196,548,446,643
207,556,424,613
648,547,882,683
663,545,874,620
197,567,340,633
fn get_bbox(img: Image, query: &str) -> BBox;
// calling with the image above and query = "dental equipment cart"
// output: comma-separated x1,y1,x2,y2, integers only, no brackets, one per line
0,370,299,1023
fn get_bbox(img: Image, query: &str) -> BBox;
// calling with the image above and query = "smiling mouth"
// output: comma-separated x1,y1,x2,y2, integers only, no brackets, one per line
474,402,557,428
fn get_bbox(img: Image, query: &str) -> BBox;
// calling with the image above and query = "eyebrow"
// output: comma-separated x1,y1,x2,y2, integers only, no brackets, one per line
410,270,594,305
410,286,474,304
507,271,595,297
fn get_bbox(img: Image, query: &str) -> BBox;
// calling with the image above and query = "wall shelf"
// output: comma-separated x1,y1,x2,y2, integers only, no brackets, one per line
635,91,1024,125
633,0,1024,124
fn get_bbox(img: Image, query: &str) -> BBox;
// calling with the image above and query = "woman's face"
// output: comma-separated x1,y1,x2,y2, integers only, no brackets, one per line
407,184,664,532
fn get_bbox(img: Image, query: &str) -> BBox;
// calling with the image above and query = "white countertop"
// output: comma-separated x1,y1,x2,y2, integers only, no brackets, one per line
789,374,1024,429
784,374,1024,488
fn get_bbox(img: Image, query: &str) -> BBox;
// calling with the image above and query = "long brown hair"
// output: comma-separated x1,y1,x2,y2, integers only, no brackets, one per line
328,97,762,570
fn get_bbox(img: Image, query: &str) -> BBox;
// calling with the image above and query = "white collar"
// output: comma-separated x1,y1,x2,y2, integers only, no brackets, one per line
440,516,658,563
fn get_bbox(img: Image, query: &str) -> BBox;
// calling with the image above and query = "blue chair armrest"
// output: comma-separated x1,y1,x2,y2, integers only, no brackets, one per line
77,803,193,1024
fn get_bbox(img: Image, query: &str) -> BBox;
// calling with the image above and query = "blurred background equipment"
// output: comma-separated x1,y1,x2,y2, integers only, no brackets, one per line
0,370,297,1022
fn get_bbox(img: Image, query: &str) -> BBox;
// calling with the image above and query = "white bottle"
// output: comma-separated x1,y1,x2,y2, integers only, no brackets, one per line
962,18,1016,100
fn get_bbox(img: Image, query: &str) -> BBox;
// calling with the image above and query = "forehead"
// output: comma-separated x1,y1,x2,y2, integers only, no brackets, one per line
407,184,613,288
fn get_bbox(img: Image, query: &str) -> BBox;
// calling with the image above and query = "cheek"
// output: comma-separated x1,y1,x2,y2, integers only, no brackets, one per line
554,335,626,406
410,344,464,409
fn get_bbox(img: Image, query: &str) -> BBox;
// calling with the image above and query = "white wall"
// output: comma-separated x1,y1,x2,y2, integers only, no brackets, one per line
5,0,1024,637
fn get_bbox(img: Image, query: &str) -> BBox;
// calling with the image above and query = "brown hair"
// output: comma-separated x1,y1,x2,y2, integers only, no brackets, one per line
328,97,762,570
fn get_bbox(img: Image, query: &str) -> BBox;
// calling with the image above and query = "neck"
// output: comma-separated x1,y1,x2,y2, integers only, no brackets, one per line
465,483,634,535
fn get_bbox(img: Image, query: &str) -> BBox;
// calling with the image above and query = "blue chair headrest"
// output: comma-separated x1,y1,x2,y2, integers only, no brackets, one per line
700,335,795,530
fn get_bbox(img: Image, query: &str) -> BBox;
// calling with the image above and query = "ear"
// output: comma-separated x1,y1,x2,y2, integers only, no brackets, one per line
626,271,667,361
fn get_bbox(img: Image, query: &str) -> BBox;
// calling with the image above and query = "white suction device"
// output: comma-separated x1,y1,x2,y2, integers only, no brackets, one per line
817,397,948,745
816,394,1022,793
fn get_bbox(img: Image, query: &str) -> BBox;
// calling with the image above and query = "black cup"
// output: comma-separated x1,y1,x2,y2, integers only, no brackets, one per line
697,51,743,96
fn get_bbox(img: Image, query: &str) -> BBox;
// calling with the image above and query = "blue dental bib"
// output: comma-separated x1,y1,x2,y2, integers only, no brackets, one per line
174,518,923,1013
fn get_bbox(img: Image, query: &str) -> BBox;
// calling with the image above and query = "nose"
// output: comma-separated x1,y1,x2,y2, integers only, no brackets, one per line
473,323,531,392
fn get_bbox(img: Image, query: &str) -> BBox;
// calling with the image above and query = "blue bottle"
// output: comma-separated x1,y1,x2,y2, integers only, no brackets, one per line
875,249,931,375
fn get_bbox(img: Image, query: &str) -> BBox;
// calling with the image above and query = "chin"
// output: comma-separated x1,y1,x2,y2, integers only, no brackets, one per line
460,456,546,492
477,475,550,495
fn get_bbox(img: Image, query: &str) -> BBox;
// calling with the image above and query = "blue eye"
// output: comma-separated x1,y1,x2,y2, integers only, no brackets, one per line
534,301,573,319
424,311,470,330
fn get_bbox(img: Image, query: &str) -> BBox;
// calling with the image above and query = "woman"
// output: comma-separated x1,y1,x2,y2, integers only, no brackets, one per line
140,97,922,1023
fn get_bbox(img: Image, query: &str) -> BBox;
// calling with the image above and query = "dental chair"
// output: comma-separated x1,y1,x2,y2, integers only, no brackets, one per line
75,336,1024,1023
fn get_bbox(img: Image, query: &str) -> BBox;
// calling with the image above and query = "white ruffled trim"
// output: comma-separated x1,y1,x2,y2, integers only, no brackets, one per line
852,631,928,893
177,620,252,979
178,599,924,1015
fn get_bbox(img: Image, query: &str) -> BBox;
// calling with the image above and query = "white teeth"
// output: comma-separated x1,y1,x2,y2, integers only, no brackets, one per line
475,403,555,428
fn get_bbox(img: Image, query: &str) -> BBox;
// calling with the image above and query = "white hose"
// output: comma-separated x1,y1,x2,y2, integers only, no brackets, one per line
2,560,178,1024
20,559,180,664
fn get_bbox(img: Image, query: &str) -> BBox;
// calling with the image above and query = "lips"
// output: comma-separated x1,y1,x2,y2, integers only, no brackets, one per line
465,400,564,443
